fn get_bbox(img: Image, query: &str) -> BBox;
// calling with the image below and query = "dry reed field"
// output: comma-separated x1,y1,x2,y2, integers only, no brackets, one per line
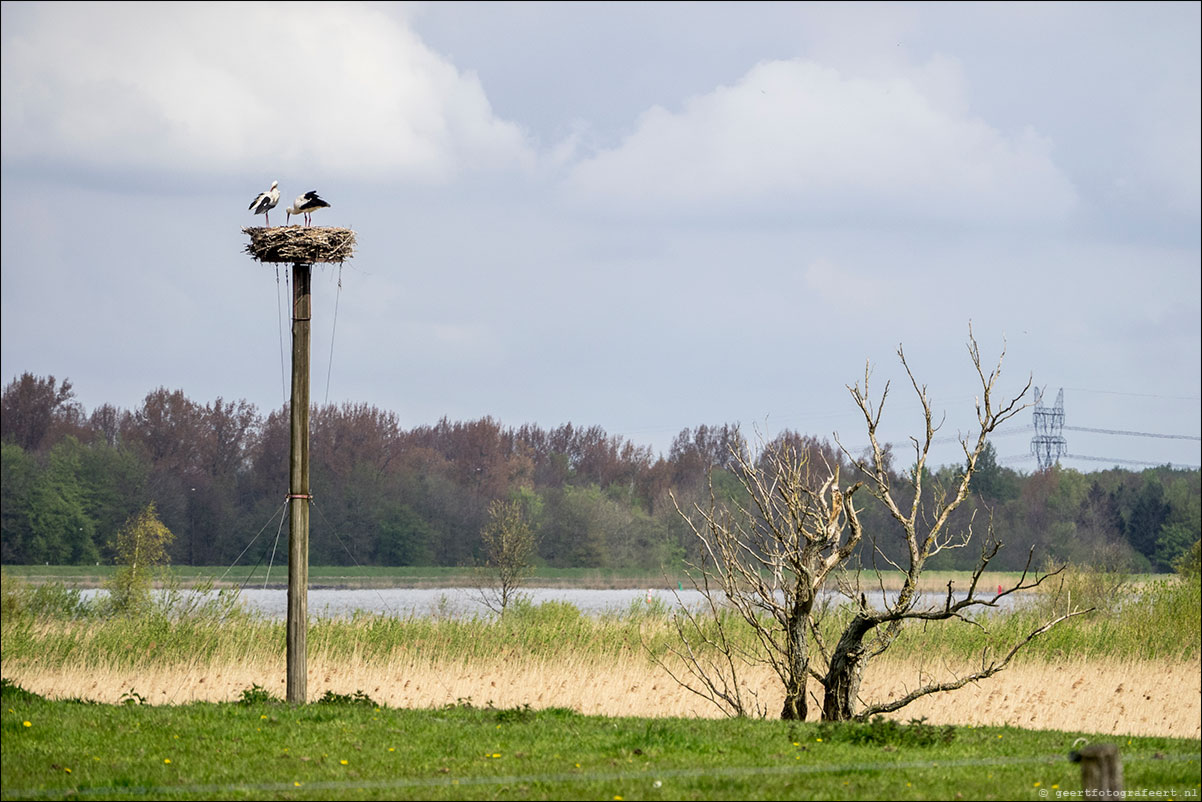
6,653,1198,739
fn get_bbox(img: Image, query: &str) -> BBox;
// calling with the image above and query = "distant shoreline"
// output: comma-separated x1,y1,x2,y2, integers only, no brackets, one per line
0,564,1112,592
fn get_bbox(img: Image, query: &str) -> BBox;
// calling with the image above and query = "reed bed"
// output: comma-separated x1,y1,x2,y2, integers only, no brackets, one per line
6,649,1198,739
11,579,1196,668
3,573,1198,738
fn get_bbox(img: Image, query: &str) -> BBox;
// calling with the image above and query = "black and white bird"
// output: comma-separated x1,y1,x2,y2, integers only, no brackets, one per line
248,181,280,227
286,191,331,226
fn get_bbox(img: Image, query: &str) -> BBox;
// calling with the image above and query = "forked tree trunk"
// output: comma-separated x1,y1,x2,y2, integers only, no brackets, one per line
821,614,876,720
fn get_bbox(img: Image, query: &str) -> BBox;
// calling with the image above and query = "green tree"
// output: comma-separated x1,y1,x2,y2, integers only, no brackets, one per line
0,443,39,562
106,503,174,612
27,439,99,565
970,440,1019,501
375,503,435,565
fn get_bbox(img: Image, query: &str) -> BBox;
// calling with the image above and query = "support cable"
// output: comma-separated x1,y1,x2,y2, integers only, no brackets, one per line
275,266,287,406
324,264,343,405
311,498,402,617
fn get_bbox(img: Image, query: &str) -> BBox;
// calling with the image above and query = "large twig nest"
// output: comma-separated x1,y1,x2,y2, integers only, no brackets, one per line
243,226,356,264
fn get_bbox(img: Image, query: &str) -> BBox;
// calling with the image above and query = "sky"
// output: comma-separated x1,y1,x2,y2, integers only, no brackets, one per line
2,1,1199,472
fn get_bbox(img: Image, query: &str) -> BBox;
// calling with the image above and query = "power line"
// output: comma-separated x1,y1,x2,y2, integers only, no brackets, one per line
1063,425,1200,441
1064,453,1200,469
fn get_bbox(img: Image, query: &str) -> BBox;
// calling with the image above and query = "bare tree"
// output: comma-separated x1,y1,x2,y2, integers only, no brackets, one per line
473,498,537,616
662,440,863,720
665,328,1092,721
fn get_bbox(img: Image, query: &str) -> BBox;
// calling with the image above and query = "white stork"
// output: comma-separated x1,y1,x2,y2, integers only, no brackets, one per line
286,191,332,227
249,181,280,227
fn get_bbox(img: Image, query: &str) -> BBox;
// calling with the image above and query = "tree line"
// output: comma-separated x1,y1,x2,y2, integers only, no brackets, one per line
1,373,1197,573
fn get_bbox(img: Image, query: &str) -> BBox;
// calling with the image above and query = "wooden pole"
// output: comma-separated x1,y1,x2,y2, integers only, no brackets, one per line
286,262,312,704
1072,744,1123,794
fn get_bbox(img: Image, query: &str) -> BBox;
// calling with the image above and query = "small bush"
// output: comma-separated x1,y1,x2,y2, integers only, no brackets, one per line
816,716,956,747
118,688,148,706
238,683,281,705
317,689,379,708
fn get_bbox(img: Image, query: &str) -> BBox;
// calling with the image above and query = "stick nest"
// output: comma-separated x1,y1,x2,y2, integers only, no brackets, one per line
242,226,356,264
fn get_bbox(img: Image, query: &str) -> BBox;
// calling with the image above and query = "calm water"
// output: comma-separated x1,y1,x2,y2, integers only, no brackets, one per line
80,586,1029,619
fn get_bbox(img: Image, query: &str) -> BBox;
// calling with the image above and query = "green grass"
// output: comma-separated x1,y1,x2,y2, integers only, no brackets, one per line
2,681,1197,801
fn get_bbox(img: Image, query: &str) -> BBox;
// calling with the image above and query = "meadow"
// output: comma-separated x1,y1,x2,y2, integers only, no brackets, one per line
2,568,1199,799
3,679,1199,801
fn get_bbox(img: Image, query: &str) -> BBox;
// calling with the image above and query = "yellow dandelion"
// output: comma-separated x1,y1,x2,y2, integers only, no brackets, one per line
1034,781,1041,787
388,747,396,752
1053,785,1060,790
164,759,171,765
260,714,268,720
816,737,823,742
22,721,31,728
491,753,501,758
340,759,349,766
64,768,72,774
294,781,301,787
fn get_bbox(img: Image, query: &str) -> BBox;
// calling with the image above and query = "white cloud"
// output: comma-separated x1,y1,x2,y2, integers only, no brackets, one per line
564,58,1078,225
0,2,534,183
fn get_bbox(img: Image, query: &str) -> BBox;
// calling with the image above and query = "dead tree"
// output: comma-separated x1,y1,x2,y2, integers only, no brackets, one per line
665,327,1092,721
664,442,863,719
819,328,1091,720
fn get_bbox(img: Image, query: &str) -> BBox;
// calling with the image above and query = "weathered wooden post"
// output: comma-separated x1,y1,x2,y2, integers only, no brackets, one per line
243,225,356,704
1070,743,1123,795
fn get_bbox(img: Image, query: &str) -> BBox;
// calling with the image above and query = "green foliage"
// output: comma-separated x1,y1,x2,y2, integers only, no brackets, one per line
1174,538,1201,578
816,716,956,747
105,502,174,613
118,688,148,706
375,503,435,565
970,441,1020,502
0,371,1198,576
317,688,380,707
237,683,281,705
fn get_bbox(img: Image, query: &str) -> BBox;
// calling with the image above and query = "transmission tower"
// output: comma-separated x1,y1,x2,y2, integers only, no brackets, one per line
1031,386,1067,469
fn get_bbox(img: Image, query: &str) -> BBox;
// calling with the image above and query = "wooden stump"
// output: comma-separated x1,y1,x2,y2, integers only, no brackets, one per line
1070,743,1123,794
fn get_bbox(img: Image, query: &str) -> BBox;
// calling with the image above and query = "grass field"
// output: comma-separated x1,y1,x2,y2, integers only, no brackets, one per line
3,680,1198,801
3,568,1199,799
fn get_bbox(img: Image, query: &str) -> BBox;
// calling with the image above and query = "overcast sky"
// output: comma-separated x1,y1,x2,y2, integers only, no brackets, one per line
2,1,1199,472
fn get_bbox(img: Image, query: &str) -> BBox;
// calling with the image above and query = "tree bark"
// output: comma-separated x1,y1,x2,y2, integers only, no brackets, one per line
780,587,814,720
821,613,876,720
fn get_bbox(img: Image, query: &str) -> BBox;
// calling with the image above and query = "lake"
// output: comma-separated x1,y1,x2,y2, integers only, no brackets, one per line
80,585,1031,619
